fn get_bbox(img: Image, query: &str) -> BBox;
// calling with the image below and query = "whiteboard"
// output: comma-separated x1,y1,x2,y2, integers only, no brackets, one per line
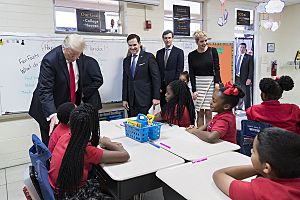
0,33,232,114
0,33,127,113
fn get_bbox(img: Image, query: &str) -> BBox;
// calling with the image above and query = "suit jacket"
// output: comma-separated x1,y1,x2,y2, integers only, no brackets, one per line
156,46,184,87
239,54,254,85
82,55,103,110
122,50,161,107
29,45,83,128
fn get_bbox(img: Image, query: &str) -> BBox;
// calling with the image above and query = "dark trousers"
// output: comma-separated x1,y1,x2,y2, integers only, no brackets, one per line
128,105,150,117
39,124,50,146
235,76,252,110
160,84,167,109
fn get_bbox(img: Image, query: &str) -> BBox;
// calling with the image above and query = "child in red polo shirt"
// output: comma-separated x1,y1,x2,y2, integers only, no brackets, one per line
48,102,75,153
49,103,130,199
186,81,245,144
154,80,195,127
213,127,300,200
246,76,300,135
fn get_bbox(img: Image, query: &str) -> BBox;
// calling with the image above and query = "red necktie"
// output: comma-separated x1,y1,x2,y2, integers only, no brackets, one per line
69,62,76,104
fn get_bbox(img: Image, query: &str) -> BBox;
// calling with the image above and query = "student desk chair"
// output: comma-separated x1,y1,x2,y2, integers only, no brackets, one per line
95,137,184,200
153,126,240,161
156,152,251,200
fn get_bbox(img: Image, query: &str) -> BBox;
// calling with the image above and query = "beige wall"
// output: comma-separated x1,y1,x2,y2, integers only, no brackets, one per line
0,0,54,33
276,4,300,104
204,0,256,41
123,2,164,39
256,4,300,105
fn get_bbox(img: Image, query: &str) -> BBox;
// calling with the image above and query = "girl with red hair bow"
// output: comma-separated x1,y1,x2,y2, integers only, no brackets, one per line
186,82,244,144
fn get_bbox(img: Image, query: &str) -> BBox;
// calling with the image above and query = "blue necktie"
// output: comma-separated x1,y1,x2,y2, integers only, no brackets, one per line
131,54,137,78
236,55,242,75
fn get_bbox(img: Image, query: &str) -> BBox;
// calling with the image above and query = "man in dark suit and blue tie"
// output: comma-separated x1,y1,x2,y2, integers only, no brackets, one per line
156,30,184,107
235,42,254,110
122,34,161,117
29,34,85,145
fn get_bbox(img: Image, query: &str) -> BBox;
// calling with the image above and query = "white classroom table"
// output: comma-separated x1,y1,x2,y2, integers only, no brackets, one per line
156,152,252,200
154,126,240,161
96,137,185,200
100,121,126,139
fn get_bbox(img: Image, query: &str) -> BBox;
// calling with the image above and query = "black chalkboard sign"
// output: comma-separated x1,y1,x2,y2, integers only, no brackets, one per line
236,10,250,26
76,9,101,32
173,5,190,36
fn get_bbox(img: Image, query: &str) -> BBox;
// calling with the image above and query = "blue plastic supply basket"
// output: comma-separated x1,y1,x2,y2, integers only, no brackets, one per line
124,114,161,142
148,122,161,140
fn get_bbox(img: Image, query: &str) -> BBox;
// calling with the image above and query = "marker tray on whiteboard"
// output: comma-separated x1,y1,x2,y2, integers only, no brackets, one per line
124,121,161,143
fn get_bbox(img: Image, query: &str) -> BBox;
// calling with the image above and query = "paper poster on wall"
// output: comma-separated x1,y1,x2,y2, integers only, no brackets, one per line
209,42,234,83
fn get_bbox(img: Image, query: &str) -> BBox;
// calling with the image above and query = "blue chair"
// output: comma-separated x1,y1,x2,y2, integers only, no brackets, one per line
27,134,55,200
240,120,272,156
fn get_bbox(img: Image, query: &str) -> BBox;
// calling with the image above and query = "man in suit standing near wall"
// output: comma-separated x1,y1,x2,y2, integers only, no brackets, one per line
156,30,184,107
29,34,85,145
82,54,103,111
122,34,160,117
235,42,254,110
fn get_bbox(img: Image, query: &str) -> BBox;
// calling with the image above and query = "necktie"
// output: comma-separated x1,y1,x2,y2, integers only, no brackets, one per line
236,55,242,75
131,54,137,78
69,62,76,104
164,48,170,68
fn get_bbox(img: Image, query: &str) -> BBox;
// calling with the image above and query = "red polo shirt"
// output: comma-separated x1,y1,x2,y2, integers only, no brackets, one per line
48,123,70,153
48,133,103,193
230,177,300,200
162,105,191,127
246,100,300,135
207,111,236,144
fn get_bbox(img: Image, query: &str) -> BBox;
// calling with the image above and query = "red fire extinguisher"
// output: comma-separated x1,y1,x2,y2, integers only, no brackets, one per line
271,60,277,76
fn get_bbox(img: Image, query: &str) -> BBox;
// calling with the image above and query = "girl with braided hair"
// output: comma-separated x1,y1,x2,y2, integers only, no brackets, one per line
246,76,300,135
154,80,195,127
48,103,129,199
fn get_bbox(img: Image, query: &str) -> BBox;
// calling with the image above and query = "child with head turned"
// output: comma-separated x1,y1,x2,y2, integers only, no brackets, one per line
246,75,300,135
186,81,244,143
154,80,195,127
213,127,300,200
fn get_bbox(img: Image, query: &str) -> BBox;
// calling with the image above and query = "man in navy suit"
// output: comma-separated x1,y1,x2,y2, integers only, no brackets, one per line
29,34,85,145
122,34,160,117
235,43,254,110
82,55,103,111
156,30,184,107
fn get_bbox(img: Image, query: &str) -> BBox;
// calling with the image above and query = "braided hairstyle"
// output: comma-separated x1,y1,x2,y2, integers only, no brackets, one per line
259,76,294,100
219,83,245,109
162,80,195,125
56,103,100,194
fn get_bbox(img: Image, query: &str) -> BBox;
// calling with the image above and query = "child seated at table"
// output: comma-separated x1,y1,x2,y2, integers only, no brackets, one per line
49,103,130,199
179,71,189,85
186,82,244,144
179,71,197,101
213,127,300,200
246,76,300,135
48,102,75,153
154,80,195,127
